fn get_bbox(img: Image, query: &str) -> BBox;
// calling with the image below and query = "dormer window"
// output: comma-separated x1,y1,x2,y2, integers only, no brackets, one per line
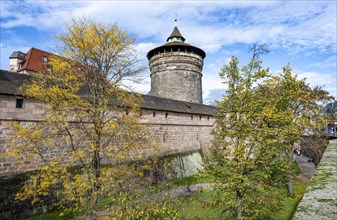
43,56,48,62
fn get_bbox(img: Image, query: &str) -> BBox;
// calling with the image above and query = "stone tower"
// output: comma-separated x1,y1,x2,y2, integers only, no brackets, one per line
147,26,206,104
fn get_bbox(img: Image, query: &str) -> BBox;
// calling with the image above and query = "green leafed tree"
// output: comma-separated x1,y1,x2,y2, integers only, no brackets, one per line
8,17,181,219
203,45,331,219
256,65,332,194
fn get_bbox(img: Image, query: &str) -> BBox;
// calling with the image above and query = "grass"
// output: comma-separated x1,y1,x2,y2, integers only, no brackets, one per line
182,191,222,220
27,209,76,220
165,173,217,187
27,173,307,220
180,183,308,220
268,183,308,220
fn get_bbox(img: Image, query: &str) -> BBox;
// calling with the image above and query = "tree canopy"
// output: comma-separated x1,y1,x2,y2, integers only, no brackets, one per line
8,17,180,219
203,46,332,219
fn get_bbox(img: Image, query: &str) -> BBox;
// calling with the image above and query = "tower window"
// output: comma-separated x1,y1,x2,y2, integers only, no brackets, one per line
199,116,202,120
16,99,24,108
165,113,168,118
153,111,156,117
191,115,193,120
43,56,48,62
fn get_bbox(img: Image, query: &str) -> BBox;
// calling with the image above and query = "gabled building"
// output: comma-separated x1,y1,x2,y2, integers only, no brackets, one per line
9,47,53,74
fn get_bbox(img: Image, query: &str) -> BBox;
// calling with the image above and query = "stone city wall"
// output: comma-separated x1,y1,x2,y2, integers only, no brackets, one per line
0,94,215,219
0,95,215,177
293,139,337,220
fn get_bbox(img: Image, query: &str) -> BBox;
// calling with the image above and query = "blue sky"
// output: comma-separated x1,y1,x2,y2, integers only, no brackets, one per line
1,0,336,104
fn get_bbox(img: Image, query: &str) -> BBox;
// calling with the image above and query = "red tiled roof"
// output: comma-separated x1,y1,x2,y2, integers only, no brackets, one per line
17,48,54,72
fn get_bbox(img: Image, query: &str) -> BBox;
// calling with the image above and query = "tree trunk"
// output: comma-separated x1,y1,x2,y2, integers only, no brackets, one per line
286,150,294,196
91,149,101,220
288,180,294,196
288,165,294,196
237,193,242,219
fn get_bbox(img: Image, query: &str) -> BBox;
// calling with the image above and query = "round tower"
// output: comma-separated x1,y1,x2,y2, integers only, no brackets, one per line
147,26,206,104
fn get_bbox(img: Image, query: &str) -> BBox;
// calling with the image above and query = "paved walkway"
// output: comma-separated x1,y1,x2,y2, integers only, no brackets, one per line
294,154,316,182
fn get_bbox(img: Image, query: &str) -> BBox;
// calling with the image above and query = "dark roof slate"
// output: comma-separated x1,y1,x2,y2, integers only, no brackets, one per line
167,26,185,42
9,51,27,59
147,26,206,59
0,69,30,95
0,69,216,115
141,94,216,115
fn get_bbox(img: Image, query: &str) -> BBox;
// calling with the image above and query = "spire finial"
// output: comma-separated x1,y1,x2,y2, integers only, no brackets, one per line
175,12,178,25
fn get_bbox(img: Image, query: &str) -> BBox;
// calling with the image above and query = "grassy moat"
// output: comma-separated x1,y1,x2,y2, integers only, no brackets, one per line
28,172,308,220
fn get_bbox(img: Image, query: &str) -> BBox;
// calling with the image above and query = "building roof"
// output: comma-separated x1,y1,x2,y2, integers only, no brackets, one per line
16,48,53,72
9,51,27,59
0,69,216,115
167,26,186,42
147,26,206,60
141,94,216,115
0,69,31,95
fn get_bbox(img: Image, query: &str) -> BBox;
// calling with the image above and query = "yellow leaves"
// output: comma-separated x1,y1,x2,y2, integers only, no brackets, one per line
9,16,154,217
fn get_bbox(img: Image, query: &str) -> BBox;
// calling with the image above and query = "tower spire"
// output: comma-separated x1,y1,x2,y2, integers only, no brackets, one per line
167,26,185,42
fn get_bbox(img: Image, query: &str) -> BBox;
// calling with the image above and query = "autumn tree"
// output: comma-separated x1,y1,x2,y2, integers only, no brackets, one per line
8,17,180,219
256,66,332,194
203,53,286,219
203,44,331,219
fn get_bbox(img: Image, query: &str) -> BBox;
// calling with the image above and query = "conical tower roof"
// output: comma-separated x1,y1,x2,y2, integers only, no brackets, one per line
147,26,205,60
167,26,185,42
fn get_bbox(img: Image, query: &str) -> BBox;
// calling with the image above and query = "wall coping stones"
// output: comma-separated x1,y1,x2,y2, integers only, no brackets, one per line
293,139,337,220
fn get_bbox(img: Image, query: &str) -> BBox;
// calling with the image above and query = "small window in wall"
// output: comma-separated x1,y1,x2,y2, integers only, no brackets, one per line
191,115,193,120
199,116,202,120
43,56,48,62
16,99,24,108
125,108,129,115
207,116,210,121
165,112,168,118
153,111,156,117
46,66,52,72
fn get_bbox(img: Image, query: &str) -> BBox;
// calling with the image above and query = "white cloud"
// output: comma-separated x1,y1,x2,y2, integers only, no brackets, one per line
1,0,336,101
295,70,335,92
1,1,335,55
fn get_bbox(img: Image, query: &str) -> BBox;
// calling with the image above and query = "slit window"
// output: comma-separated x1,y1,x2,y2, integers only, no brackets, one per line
16,99,24,108
191,115,193,120
165,113,168,118
153,111,156,117
199,116,202,120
